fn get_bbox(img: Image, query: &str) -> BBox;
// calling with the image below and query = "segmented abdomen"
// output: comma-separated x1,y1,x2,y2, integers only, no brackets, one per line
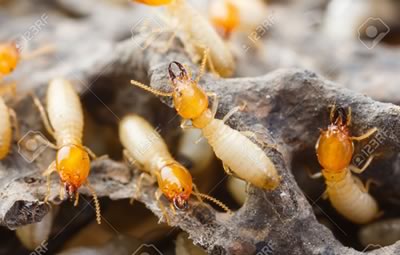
167,0,234,77
325,169,379,224
0,97,11,159
46,79,83,147
119,115,173,174
202,119,279,190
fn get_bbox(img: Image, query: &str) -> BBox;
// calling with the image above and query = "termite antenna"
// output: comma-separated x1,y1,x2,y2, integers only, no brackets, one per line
194,192,232,214
85,181,102,224
130,80,173,97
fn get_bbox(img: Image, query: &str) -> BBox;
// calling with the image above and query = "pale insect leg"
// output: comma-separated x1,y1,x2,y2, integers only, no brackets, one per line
349,156,374,174
59,180,65,201
43,161,56,203
155,189,171,225
351,128,378,141
352,176,368,193
195,48,210,84
8,108,20,140
222,103,246,123
131,172,155,204
74,192,80,207
346,107,352,126
180,119,194,130
30,93,56,139
190,41,219,78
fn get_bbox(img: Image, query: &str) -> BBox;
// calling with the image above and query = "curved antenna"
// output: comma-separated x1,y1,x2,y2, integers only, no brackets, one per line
194,192,232,214
85,181,102,224
130,80,173,97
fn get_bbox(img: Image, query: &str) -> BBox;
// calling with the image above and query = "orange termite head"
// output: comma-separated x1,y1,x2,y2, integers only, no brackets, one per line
168,61,209,120
56,145,91,197
316,107,354,172
157,162,193,210
133,0,173,6
209,0,240,39
0,42,20,77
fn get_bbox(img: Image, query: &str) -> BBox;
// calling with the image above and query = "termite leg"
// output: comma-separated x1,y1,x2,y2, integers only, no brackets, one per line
191,41,219,78
8,108,20,140
365,179,381,192
305,167,323,179
74,192,80,207
30,93,56,139
329,103,336,123
131,172,154,204
59,180,65,201
169,203,177,215
349,155,374,174
155,189,170,224
43,161,56,203
83,146,107,160
180,119,194,130
351,127,378,141
222,103,246,123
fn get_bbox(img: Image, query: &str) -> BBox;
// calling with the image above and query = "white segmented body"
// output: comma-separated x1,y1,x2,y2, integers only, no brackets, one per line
359,218,400,247
324,169,379,224
0,97,11,159
46,79,83,147
119,115,174,174
167,0,234,77
202,119,279,189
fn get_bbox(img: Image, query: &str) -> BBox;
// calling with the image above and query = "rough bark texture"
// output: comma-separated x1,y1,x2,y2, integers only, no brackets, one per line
1,1,400,255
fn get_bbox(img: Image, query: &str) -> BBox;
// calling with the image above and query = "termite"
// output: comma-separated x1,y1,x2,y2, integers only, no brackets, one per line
209,0,268,40
130,52,280,190
132,0,235,77
31,78,101,224
0,42,19,159
359,218,400,247
310,105,380,224
119,114,231,222
0,94,17,160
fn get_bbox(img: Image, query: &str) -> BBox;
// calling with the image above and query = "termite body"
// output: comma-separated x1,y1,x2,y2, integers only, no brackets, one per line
0,97,12,159
359,218,400,247
133,0,235,77
312,106,380,224
131,55,280,190
119,114,230,220
32,78,101,224
209,0,268,40
0,42,19,159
